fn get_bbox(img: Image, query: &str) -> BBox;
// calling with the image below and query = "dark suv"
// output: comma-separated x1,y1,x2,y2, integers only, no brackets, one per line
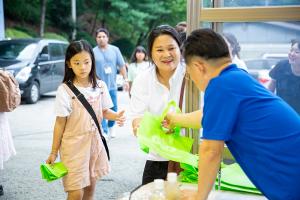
0,38,68,103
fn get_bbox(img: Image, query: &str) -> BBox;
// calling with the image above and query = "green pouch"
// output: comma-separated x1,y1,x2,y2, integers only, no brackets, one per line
137,101,198,167
215,163,262,194
40,162,68,182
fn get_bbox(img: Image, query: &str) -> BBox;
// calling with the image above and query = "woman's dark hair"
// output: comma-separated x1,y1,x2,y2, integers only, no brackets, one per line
183,28,230,64
95,28,110,37
223,33,241,58
147,25,181,62
129,46,148,63
63,40,98,88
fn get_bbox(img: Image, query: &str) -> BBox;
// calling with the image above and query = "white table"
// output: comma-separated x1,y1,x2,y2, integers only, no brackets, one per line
130,182,267,200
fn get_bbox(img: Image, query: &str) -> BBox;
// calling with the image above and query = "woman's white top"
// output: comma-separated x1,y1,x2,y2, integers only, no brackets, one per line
130,63,186,161
54,80,113,117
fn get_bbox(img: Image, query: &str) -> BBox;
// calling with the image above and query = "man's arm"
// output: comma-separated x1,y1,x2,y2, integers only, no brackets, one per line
165,110,202,129
196,140,224,200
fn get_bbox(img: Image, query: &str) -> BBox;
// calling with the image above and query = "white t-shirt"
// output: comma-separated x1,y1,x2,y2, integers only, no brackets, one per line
54,80,113,117
127,61,151,82
130,63,186,161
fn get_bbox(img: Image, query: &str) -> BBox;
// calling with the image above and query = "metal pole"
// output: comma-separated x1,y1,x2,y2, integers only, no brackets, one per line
0,0,5,40
71,0,76,40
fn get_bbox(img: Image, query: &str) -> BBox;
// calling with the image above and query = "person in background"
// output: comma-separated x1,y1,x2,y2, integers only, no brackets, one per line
0,112,16,196
0,70,19,197
130,25,185,185
127,46,150,96
175,21,187,33
268,39,300,115
164,28,300,200
175,21,187,44
223,33,248,71
46,40,125,200
93,28,129,138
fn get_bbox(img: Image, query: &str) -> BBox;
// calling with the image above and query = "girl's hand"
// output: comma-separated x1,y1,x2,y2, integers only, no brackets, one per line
46,153,57,165
116,110,126,126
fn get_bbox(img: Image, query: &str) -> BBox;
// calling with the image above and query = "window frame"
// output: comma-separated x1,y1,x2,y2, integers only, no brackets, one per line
186,0,300,153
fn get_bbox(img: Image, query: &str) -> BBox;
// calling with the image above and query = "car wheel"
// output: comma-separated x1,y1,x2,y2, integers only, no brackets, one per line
26,81,40,104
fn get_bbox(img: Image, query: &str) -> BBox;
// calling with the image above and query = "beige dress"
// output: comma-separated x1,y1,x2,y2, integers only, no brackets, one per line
60,84,110,192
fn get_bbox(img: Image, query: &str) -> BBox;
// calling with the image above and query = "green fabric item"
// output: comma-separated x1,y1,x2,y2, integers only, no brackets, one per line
137,101,198,167
40,162,68,182
217,163,258,191
179,162,262,195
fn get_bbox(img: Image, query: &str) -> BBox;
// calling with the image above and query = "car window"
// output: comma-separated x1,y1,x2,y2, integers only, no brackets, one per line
40,46,48,55
0,41,38,61
61,44,68,56
245,59,279,70
49,43,64,60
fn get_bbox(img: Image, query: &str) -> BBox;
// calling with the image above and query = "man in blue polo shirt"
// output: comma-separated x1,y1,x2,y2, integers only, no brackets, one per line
165,29,300,200
93,28,129,138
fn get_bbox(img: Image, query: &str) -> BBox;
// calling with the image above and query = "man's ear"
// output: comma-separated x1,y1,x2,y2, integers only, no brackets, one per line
193,59,206,73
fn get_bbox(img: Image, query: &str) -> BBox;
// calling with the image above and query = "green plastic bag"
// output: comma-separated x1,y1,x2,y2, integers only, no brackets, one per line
179,162,262,195
40,162,68,182
137,101,198,167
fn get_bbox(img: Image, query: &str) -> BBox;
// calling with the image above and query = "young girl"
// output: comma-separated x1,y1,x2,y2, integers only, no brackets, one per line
130,25,185,185
127,46,150,95
46,40,125,200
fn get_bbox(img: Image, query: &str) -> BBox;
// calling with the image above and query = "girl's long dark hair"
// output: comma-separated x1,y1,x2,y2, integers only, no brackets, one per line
129,46,148,63
62,40,98,88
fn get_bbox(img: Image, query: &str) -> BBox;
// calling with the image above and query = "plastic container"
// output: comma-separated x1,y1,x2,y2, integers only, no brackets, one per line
165,172,180,200
149,179,166,200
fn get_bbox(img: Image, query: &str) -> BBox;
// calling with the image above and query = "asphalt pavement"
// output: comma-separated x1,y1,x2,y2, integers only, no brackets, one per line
0,91,147,200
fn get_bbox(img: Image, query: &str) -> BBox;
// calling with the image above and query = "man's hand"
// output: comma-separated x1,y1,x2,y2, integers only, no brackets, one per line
180,189,198,200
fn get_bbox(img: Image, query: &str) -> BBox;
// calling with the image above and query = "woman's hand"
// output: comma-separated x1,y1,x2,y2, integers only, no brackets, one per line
115,110,126,126
132,118,142,137
162,112,177,133
46,153,57,165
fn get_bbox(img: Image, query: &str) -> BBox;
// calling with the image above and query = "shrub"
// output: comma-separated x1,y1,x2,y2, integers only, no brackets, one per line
43,32,68,42
5,28,32,39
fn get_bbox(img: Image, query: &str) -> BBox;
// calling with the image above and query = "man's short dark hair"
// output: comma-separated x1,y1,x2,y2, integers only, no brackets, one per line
183,28,230,63
96,28,109,37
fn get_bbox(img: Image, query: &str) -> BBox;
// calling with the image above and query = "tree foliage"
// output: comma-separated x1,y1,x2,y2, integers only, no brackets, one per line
4,0,186,58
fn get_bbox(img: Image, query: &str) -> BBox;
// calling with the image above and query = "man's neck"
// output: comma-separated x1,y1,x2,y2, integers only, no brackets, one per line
209,58,232,78
99,44,108,50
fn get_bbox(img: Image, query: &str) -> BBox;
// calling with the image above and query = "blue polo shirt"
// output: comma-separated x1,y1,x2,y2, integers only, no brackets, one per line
202,64,300,200
93,44,125,91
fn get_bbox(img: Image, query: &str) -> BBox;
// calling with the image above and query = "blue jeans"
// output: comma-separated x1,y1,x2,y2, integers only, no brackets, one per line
102,89,118,134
